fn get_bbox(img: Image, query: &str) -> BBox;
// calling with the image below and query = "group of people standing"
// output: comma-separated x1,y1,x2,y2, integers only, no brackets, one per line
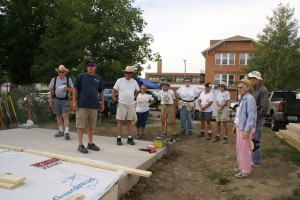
48,61,269,179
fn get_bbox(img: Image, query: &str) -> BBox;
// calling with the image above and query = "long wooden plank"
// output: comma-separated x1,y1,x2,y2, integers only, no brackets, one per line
278,131,300,152
24,148,152,178
279,130,300,143
65,193,85,200
287,124,300,135
0,174,26,184
0,144,152,178
0,181,21,190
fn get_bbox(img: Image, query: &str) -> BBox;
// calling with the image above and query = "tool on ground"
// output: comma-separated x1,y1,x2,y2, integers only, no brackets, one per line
147,145,157,153
8,94,18,124
163,106,168,134
139,148,155,153
26,95,34,125
1,92,17,128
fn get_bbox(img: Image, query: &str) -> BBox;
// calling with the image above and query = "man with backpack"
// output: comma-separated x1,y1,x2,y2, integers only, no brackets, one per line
49,65,74,140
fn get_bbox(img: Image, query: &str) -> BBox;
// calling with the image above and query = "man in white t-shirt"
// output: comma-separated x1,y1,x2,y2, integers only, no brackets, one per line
112,66,140,146
198,83,215,140
176,77,200,135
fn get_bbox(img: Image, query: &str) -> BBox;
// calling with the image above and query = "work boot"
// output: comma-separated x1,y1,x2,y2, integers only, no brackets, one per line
117,138,123,146
223,137,228,144
64,132,70,140
206,133,212,140
127,138,135,145
173,134,182,142
212,135,221,142
55,131,64,137
78,145,88,154
87,143,100,151
197,131,205,137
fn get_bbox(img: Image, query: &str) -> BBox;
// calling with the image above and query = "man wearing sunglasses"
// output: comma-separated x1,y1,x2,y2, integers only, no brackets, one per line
49,65,74,140
112,66,139,146
73,60,105,154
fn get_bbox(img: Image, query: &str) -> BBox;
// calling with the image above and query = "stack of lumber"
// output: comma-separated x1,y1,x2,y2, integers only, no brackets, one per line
0,174,26,190
277,123,300,151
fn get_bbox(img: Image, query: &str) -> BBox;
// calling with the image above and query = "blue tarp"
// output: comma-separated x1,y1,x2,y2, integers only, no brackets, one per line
136,77,161,89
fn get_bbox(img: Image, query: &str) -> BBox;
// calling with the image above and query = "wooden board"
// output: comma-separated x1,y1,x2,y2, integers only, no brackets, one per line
65,193,85,200
278,131,300,152
287,123,300,135
0,174,26,184
279,130,300,143
0,144,152,178
0,181,21,190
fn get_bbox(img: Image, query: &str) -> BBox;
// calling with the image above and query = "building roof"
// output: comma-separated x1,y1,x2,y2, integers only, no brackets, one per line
201,35,257,54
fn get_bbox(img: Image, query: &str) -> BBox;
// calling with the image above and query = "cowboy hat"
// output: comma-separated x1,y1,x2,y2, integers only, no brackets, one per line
122,66,135,73
248,71,263,80
160,80,170,87
55,65,69,73
234,78,254,94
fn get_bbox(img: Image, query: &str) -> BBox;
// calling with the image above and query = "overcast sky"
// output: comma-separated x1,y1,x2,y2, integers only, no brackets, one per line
133,0,300,76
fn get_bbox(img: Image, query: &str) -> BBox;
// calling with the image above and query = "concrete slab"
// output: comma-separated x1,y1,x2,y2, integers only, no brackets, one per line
0,128,165,197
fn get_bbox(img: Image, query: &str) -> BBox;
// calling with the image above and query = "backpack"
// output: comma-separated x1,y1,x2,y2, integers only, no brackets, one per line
53,76,70,100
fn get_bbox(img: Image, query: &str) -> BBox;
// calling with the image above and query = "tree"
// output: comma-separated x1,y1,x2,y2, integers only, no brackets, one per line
32,0,155,83
0,0,53,84
248,3,300,90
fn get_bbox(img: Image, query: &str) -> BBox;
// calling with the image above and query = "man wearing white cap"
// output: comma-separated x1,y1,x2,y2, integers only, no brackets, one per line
247,71,269,167
112,66,140,146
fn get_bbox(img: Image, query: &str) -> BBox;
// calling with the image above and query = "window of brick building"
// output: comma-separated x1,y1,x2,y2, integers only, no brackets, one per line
215,53,235,65
239,53,250,65
214,74,235,86
149,75,160,82
176,76,184,82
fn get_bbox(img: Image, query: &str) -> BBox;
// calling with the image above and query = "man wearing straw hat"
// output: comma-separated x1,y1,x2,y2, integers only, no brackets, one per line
49,65,73,140
112,66,140,146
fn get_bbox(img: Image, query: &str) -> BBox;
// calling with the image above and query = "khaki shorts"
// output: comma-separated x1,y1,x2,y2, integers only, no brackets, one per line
76,108,97,129
116,103,136,120
216,106,230,122
160,104,175,124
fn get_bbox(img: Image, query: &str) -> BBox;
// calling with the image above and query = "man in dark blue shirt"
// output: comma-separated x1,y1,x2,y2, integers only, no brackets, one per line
73,60,105,154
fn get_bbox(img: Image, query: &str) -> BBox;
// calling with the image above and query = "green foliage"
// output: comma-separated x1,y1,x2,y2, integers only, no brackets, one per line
1,0,155,84
248,3,300,90
32,0,155,83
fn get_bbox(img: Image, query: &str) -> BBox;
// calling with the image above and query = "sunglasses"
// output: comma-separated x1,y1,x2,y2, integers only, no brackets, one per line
87,64,96,67
58,71,65,73
185,81,190,83
125,72,133,74
219,85,224,87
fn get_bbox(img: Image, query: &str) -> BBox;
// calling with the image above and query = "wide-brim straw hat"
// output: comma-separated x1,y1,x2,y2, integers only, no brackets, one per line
234,78,254,94
55,65,69,73
122,66,135,72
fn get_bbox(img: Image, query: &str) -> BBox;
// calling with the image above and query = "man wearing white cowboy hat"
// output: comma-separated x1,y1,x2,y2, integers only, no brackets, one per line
112,66,140,146
247,71,269,167
49,65,74,140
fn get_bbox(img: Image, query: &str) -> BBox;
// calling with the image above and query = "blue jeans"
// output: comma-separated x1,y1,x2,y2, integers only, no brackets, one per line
252,116,265,164
136,111,149,128
179,106,193,132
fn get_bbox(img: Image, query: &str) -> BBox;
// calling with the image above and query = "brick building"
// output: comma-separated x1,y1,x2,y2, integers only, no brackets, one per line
201,35,257,100
144,59,205,87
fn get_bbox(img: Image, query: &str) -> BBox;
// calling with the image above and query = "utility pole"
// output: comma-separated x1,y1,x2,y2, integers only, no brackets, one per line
183,59,186,78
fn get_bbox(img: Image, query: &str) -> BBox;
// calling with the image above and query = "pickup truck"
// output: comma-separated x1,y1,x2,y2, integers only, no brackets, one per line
267,89,300,131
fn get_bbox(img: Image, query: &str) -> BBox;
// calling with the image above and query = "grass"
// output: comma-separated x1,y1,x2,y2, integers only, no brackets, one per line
208,170,231,185
272,184,300,200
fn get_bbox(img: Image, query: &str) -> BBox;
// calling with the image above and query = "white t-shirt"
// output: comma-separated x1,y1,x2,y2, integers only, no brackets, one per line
113,78,139,105
176,86,200,101
158,89,175,105
136,93,154,113
216,90,230,106
198,92,214,112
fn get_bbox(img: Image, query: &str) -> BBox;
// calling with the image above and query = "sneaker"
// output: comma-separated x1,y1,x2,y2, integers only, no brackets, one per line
234,172,248,178
197,131,205,137
206,133,212,140
173,134,181,142
127,138,135,145
78,145,88,154
117,138,123,146
188,131,193,135
223,137,228,144
87,143,100,151
212,135,221,142
55,131,64,137
64,132,70,140
251,162,260,167
136,134,141,139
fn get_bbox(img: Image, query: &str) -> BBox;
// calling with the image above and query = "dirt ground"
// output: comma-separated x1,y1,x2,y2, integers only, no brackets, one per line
39,110,300,200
